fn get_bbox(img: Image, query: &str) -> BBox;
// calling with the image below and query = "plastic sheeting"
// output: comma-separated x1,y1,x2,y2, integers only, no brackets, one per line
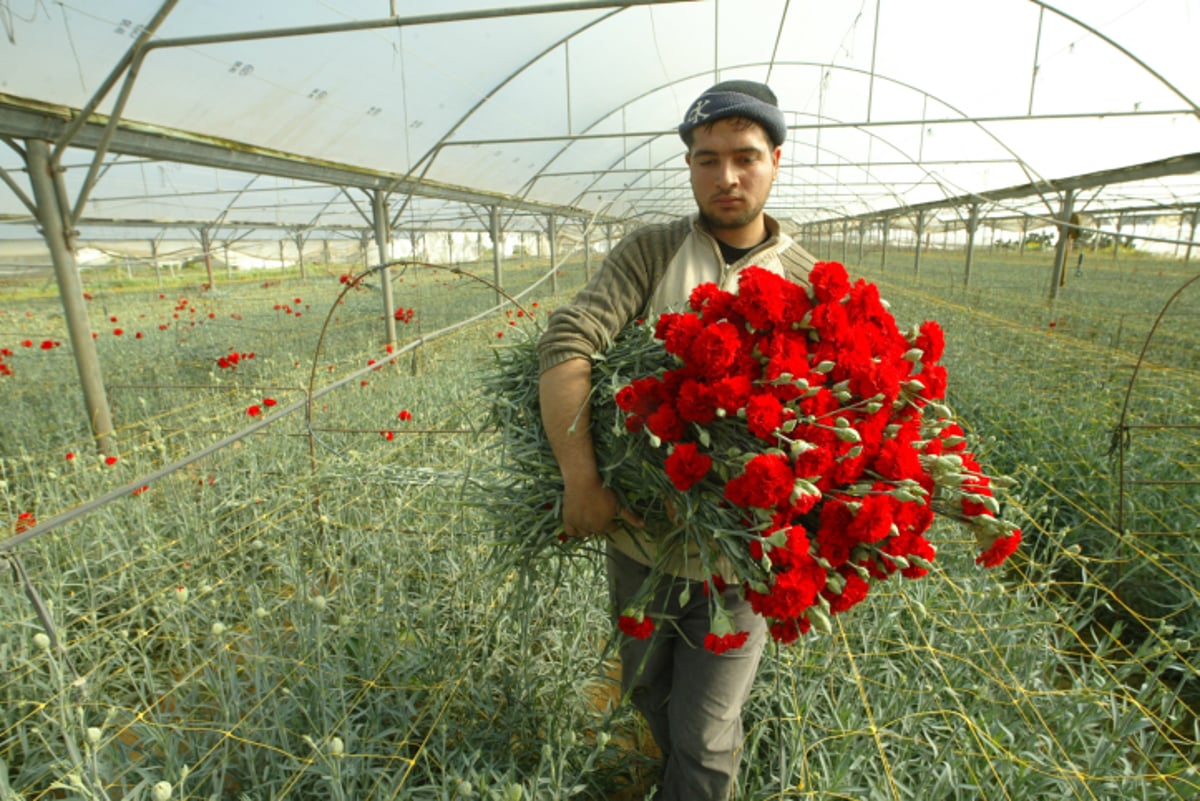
1,0,1198,240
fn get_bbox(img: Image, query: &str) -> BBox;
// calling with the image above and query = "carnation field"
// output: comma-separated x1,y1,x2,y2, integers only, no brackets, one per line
2,244,1198,800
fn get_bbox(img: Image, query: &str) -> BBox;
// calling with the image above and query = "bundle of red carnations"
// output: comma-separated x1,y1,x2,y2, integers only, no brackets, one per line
615,261,1020,646
483,261,1021,651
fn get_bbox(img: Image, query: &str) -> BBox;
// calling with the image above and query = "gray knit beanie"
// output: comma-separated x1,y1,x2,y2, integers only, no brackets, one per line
678,79,787,146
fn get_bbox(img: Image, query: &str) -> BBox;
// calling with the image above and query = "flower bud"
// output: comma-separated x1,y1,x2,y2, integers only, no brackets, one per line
903,347,924,362
834,427,860,444
173,586,189,604
328,736,344,756
210,622,226,637
86,727,102,746
151,781,172,801
33,632,51,651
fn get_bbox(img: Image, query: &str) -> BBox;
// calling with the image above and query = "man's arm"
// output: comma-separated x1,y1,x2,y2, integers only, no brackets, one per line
539,358,638,537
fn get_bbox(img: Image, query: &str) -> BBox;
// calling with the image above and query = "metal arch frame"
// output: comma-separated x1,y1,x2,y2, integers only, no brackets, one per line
1029,0,1200,119
1111,272,1200,538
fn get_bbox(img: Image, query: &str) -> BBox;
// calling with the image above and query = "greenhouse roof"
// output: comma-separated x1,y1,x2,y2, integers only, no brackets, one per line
1,0,1199,241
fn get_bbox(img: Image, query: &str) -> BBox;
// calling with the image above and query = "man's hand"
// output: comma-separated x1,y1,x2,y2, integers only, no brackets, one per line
540,358,643,538
562,474,643,538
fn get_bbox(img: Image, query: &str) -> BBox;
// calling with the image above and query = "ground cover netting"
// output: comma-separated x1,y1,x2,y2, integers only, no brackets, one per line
2,247,1198,799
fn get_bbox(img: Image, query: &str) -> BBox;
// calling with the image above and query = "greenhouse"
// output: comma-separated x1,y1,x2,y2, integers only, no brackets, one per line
2,1,1198,798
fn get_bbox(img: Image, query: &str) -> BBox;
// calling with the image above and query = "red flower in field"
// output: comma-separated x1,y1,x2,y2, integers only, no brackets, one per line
109,316,118,322
247,404,261,416
135,332,143,339
104,455,118,466
398,410,413,422
14,511,36,533
113,328,123,336
262,397,277,407
132,485,149,496
382,430,395,440
21,339,32,348
618,613,655,640
339,274,351,284
976,530,1022,568
83,292,93,300
704,630,750,654
65,452,75,461
663,442,712,491
40,340,53,350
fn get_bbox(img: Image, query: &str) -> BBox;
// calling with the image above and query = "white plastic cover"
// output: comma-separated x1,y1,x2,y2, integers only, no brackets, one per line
1,0,1198,240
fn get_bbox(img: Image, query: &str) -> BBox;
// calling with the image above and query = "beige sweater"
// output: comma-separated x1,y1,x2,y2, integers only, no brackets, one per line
537,213,818,579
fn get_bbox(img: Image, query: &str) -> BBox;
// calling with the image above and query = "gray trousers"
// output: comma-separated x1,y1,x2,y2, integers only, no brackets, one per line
608,546,768,801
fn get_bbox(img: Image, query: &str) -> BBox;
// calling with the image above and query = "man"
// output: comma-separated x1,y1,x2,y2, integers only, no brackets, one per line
536,80,816,799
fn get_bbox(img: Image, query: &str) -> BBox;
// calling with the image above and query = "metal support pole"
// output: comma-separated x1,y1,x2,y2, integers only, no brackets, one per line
548,214,559,294
1113,214,1124,263
294,231,307,281
490,206,504,307
223,242,232,280
199,227,215,289
880,218,890,271
323,238,331,272
1019,217,1028,258
913,210,925,276
857,220,866,266
964,202,979,287
26,140,117,456
841,219,848,265
583,228,592,281
1185,208,1198,265
372,190,398,347
150,238,162,288
1049,188,1076,301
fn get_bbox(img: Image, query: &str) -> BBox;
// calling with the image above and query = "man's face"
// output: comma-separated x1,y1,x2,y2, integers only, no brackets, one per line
686,118,781,243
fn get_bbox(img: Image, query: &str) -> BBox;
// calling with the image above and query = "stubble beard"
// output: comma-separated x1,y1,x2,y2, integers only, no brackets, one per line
698,194,767,232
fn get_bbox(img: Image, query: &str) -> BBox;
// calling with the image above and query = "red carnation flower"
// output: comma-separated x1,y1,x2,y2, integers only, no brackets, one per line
745,393,785,440
809,260,851,303
724,453,795,510
704,630,750,654
976,530,1022,568
618,613,655,640
663,442,713,491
